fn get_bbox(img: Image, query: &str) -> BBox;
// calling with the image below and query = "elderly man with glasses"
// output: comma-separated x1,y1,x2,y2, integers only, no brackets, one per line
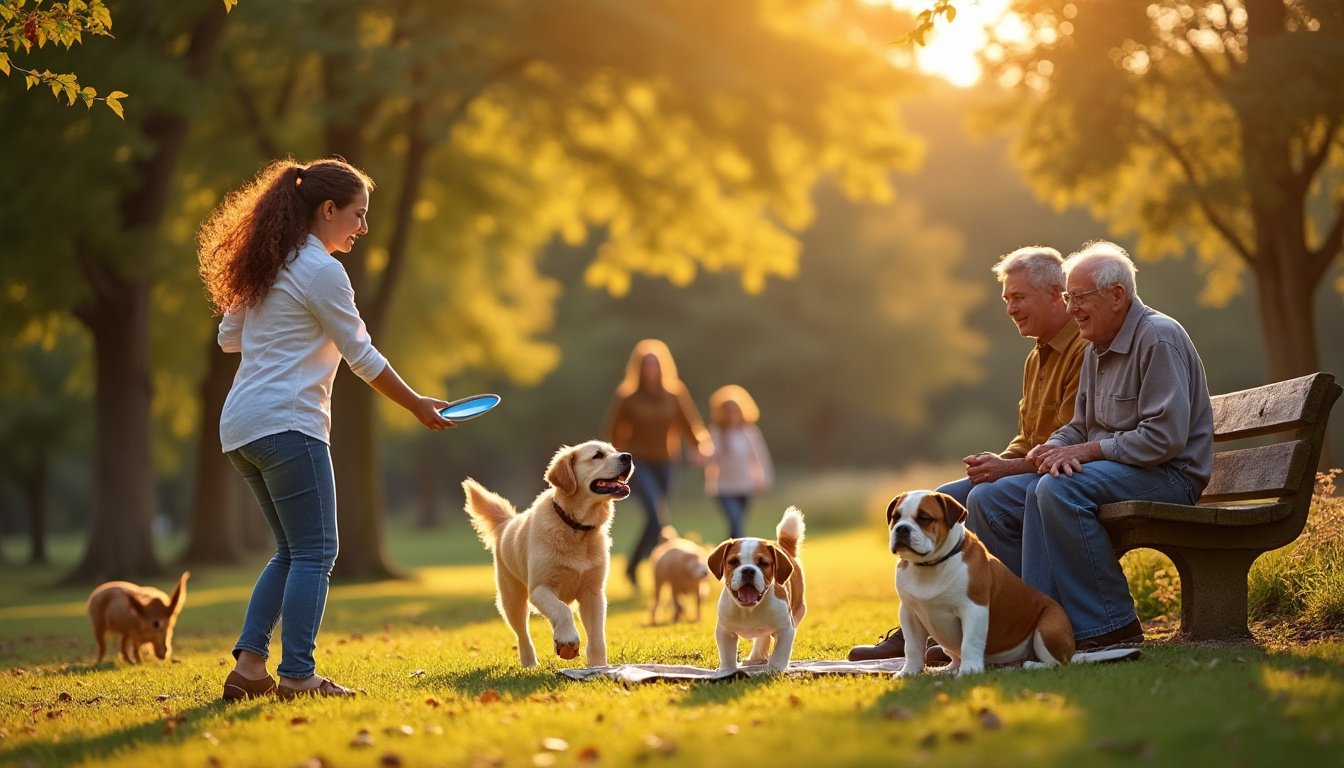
849,245,1087,662
1024,240,1214,651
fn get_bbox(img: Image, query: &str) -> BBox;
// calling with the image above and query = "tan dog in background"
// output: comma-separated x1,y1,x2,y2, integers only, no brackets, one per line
887,490,1074,677
463,441,633,668
87,572,189,663
648,527,711,625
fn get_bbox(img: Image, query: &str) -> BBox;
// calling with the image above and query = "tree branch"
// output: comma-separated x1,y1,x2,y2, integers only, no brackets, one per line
222,53,281,158
1300,116,1340,184
1134,114,1255,264
1311,201,1344,278
1183,30,1225,88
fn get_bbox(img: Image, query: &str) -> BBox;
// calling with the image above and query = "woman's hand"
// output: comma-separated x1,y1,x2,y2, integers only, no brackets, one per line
411,396,455,430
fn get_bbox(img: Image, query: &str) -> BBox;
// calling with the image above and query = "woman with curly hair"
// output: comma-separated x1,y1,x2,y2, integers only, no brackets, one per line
200,157,454,700
603,339,713,590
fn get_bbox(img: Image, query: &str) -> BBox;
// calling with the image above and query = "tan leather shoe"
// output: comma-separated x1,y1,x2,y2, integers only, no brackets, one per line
222,670,277,701
276,676,359,700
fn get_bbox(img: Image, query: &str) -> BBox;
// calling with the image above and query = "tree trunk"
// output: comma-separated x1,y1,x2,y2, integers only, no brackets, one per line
416,439,440,529
180,340,250,564
64,4,230,584
24,451,48,565
68,273,161,581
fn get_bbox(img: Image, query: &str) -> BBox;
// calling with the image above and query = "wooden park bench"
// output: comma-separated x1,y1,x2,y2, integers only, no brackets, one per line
1098,372,1341,642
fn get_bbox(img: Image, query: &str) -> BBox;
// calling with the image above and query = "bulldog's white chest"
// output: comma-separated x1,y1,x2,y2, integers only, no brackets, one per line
897,558,973,639
717,588,792,638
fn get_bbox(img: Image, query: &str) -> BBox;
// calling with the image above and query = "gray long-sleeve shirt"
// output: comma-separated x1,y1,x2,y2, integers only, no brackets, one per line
1046,298,1214,494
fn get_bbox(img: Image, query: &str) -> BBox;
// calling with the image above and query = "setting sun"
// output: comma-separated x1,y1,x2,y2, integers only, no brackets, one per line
882,0,1027,87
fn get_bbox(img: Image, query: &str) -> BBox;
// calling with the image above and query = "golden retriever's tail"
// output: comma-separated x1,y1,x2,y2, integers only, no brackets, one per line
462,478,516,550
776,506,805,560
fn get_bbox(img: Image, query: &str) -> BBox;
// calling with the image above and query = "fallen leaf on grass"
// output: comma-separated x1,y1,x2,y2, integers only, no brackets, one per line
723,724,740,735
918,731,938,748
202,732,219,745
85,696,104,705
410,669,426,678
206,755,225,767
949,729,972,743
424,697,440,707
163,715,187,736
788,694,803,708
56,692,72,702
156,694,171,701
978,707,1003,730
540,737,569,752
379,753,404,767
350,729,375,748
476,689,502,704
532,755,557,767
295,758,330,768
384,724,414,736
640,734,676,756
882,706,912,721
577,746,601,763
289,716,311,728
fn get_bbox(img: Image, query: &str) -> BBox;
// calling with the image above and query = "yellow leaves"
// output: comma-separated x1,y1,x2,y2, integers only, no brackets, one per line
0,53,9,76
222,0,238,12
104,90,125,119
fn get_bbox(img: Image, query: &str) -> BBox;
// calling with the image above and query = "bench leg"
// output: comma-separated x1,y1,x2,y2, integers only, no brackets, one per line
1164,548,1258,642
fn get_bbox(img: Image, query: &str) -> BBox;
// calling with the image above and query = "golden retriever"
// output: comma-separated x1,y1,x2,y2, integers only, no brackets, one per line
462,441,633,667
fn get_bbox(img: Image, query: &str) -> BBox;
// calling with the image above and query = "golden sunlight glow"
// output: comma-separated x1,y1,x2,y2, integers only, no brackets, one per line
880,0,1028,87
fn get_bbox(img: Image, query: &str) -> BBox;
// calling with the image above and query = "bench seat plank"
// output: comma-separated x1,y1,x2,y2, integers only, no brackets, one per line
1198,440,1310,502
1099,500,1292,528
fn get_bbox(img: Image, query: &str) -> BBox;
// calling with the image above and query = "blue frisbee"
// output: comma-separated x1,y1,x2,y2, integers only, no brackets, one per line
438,393,501,422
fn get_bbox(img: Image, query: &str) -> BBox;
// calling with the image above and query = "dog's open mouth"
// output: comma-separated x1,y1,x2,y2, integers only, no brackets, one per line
591,472,632,499
732,584,762,606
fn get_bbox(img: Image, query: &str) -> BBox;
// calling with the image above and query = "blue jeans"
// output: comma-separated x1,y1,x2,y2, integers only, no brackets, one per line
956,473,1044,578
717,495,750,539
627,460,674,579
227,431,339,679
1025,461,1196,640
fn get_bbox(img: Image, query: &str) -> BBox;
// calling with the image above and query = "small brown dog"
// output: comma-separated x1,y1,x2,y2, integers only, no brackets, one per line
87,572,189,664
648,527,711,625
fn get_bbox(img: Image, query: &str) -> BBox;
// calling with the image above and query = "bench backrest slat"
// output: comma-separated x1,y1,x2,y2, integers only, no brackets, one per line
1199,440,1311,503
1212,373,1330,441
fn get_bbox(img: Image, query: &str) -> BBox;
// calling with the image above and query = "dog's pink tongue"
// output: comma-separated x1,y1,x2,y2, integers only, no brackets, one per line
737,585,761,604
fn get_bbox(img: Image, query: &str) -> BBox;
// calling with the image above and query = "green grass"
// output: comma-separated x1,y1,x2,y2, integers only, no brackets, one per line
2,468,1343,768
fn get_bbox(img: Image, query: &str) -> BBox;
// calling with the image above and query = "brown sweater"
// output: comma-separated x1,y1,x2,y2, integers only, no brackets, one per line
604,386,709,463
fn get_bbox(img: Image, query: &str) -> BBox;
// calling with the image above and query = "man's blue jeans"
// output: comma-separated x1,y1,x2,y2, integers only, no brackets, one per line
940,473,1043,578
1026,461,1197,641
227,431,339,679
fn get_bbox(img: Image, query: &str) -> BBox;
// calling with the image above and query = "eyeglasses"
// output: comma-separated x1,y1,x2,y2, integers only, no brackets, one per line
1062,287,1103,305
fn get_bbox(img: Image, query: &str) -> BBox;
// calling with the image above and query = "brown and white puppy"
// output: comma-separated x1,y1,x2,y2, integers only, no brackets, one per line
887,490,1074,677
462,441,633,668
708,507,806,673
648,527,711,625
86,572,189,664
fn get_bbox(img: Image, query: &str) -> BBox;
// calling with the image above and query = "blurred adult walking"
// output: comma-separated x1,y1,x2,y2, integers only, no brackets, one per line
199,157,454,700
603,339,712,590
705,385,774,540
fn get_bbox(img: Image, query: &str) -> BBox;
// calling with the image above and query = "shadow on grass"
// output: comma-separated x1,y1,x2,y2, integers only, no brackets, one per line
0,698,271,767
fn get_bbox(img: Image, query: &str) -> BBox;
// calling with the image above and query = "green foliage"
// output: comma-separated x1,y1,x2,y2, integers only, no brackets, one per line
0,0,237,117
1249,470,1344,631
982,0,1344,380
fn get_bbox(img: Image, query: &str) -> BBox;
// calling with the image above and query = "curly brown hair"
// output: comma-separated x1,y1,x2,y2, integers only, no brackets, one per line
198,157,375,315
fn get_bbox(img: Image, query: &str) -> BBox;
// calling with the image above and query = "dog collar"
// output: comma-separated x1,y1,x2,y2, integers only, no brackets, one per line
552,501,596,532
915,532,965,568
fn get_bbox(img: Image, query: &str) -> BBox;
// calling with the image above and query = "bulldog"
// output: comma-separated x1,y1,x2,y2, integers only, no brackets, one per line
708,507,806,673
887,490,1074,676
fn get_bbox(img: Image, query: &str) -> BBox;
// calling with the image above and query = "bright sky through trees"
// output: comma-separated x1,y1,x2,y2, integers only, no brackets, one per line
882,0,1027,86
